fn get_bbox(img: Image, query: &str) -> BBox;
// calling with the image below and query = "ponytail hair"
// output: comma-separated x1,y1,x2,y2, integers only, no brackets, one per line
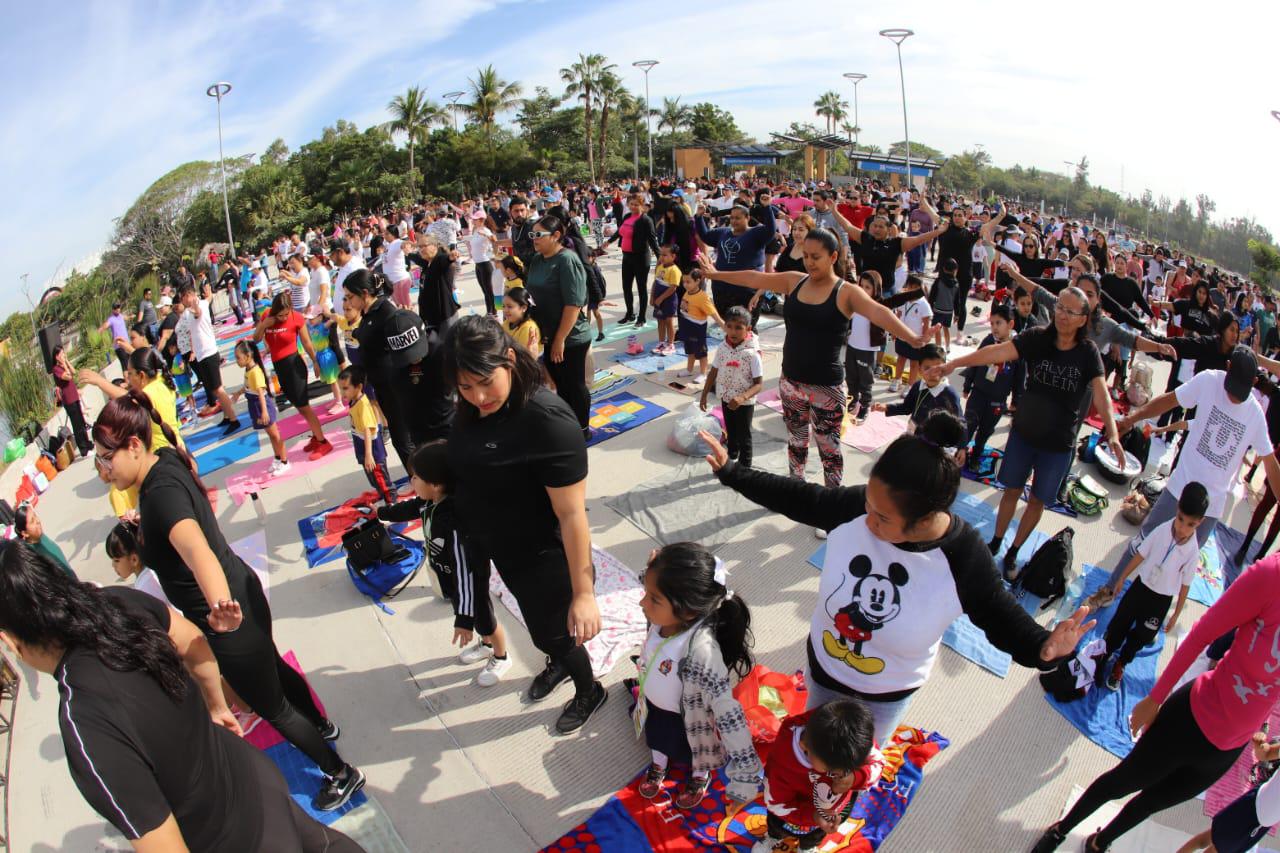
105,520,141,560
92,390,206,494
503,286,535,329
0,539,188,702
127,346,173,391
804,227,849,280
870,411,966,530
234,338,269,380
646,542,753,678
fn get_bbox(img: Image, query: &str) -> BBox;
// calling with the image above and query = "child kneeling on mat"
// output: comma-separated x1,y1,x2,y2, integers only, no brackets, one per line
754,699,885,853
1101,480,1207,691
378,440,512,687
636,542,761,808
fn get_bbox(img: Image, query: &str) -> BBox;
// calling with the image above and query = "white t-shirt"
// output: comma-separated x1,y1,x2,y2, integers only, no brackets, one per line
1169,369,1274,518
308,266,332,313
332,256,366,293
1135,518,1201,596
383,238,410,283
1256,771,1280,828
638,623,695,713
180,300,218,361
466,227,495,264
848,313,874,351
897,296,931,337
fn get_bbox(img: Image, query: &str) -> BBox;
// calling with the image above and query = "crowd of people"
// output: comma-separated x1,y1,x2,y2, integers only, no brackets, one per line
9,171,1280,853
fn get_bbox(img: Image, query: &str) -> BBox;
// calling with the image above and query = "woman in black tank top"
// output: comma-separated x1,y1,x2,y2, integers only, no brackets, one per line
695,229,926,506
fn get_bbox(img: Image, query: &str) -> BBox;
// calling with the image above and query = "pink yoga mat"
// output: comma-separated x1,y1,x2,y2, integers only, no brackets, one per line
277,404,348,442
841,410,909,453
1203,704,1280,834
241,650,326,751
225,431,354,505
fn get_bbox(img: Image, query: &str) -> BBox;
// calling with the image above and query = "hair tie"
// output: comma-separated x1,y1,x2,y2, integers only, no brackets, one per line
712,556,729,587
724,589,735,601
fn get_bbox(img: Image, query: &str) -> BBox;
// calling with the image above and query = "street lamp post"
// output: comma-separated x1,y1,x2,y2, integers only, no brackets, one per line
879,29,915,192
633,60,658,178
205,82,235,258
842,72,866,149
444,91,465,132
1063,160,1076,216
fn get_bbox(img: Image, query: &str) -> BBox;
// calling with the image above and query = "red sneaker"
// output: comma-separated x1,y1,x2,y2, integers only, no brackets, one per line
307,440,334,461
302,436,321,453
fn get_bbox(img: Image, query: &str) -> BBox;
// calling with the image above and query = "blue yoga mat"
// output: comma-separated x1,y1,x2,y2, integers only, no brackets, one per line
1188,526,1255,607
611,345,688,374
296,477,412,568
183,413,251,452
586,392,669,448
1044,565,1164,758
195,431,261,475
264,740,366,825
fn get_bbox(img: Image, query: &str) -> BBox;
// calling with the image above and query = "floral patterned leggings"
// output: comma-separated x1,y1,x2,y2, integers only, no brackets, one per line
779,376,846,487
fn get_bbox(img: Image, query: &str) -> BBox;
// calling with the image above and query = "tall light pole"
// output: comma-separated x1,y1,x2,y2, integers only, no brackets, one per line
1063,160,1076,216
842,73,866,149
879,29,914,192
444,91,465,132
205,82,236,258
633,60,658,177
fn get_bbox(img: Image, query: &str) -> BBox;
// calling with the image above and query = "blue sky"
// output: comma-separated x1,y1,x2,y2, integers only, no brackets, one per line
2,0,1276,315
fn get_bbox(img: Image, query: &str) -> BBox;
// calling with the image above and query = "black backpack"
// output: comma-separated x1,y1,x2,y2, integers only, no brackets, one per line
1120,426,1151,469
1015,528,1074,610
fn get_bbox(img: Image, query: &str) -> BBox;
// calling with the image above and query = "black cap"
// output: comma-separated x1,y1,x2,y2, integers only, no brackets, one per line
386,309,431,367
1225,345,1258,401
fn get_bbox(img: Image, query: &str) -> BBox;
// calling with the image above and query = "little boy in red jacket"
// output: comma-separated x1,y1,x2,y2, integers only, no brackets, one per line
753,699,885,853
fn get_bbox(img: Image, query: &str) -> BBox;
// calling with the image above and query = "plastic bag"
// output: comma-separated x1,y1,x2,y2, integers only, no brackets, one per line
732,665,808,757
667,403,722,456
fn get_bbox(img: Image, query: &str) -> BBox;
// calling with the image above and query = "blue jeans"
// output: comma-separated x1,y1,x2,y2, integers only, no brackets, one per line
805,665,914,745
1107,489,1218,587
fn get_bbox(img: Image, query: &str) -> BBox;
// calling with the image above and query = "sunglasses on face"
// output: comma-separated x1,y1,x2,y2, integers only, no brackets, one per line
530,230,554,239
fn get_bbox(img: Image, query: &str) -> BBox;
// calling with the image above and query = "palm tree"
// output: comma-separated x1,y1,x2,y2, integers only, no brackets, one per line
658,96,691,137
383,86,447,177
813,91,848,134
463,65,524,147
560,53,613,183
594,70,628,176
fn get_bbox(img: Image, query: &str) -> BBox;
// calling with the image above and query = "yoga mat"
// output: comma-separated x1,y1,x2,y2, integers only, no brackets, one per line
643,371,706,397
841,410,909,453
249,651,368,825
758,386,783,415
1204,702,1280,832
606,435,811,551
590,369,637,401
183,413,250,451
586,392,669,448
611,344,687,374
959,446,1004,487
1044,566,1164,759
599,317,657,344
540,725,948,853
277,403,348,442
295,478,416,568
1188,526,1254,607
490,545,646,678
225,432,354,506
195,430,262,475
1021,483,1079,518
328,798,411,853
229,529,270,583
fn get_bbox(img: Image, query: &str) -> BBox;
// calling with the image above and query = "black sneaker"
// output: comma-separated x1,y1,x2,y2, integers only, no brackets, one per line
1028,823,1065,853
1002,546,1020,580
220,418,240,434
313,764,365,811
1105,662,1124,691
988,536,1002,556
528,656,571,702
634,317,646,328
596,331,605,342
556,682,607,734
318,718,340,742
618,314,635,325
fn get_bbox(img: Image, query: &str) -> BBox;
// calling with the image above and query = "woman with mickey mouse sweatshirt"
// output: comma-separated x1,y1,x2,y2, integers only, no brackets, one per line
702,411,1095,743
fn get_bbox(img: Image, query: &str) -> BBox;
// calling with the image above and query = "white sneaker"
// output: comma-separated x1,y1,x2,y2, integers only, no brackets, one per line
457,640,492,665
475,655,513,687
269,459,291,477
814,527,828,540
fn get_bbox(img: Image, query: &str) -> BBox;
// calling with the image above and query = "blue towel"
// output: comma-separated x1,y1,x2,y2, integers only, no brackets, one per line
194,430,261,475
1043,565,1164,758
941,615,1013,678
183,414,250,452
264,740,366,825
611,345,688,374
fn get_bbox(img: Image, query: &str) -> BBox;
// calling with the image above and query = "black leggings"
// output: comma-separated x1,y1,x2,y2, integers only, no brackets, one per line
209,570,345,776
64,399,94,454
964,391,1003,460
246,735,363,852
370,374,413,472
954,277,971,331
494,547,594,696
722,401,755,467
1242,486,1280,558
621,253,650,320
474,260,496,315
1057,682,1243,849
844,347,875,415
545,342,591,433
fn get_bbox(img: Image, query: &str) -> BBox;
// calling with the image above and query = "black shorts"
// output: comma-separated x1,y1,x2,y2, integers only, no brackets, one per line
1211,785,1269,853
195,353,224,394
276,354,309,409
932,310,954,328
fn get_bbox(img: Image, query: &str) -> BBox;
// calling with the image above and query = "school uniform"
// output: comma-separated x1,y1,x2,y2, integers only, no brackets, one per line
678,289,716,358
243,365,278,429
349,394,394,505
1104,519,1199,666
894,295,931,363
961,334,1018,461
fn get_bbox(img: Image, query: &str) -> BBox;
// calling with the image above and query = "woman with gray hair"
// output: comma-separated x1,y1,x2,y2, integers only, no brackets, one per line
928,285,1126,577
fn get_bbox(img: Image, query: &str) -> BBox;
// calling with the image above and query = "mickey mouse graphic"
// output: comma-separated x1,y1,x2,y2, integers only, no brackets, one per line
821,554,908,675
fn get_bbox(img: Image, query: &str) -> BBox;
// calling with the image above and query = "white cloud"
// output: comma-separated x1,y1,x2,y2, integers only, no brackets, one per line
3,0,1277,314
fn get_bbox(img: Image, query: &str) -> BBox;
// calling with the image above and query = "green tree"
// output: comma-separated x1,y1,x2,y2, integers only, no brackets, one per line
261,138,290,165
687,103,743,143
383,86,447,179
463,65,523,149
886,140,945,161
1250,239,1280,285
658,97,691,138
813,91,848,134
559,53,613,182
594,69,628,176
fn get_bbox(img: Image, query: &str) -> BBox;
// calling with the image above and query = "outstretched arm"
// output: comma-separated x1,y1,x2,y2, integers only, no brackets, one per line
901,222,946,252
694,255,800,294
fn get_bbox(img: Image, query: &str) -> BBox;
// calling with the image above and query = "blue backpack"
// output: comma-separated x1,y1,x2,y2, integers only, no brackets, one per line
345,532,424,614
